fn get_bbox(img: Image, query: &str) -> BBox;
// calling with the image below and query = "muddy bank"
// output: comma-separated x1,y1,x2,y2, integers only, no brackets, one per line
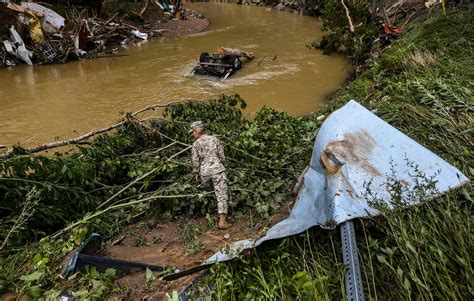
151,9,209,37
105,202,290,300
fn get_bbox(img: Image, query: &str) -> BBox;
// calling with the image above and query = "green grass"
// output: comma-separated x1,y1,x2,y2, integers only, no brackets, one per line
204,11,473,300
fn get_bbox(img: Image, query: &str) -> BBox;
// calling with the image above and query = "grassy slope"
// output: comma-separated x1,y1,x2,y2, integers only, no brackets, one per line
206,11,473,300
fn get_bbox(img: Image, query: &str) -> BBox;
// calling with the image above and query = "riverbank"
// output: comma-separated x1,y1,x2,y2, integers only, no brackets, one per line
151,8,209,37
204,10,473,299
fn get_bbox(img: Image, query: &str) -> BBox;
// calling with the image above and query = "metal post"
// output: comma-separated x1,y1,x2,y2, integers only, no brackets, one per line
340,220,365,301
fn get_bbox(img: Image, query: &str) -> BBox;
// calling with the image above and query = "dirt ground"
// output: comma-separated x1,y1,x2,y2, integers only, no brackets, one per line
106,201,293,300
146,7,210,37
125,3,210,38
152,17,210,37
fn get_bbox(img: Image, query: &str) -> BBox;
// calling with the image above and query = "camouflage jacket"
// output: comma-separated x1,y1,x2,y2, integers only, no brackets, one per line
192,134,225,176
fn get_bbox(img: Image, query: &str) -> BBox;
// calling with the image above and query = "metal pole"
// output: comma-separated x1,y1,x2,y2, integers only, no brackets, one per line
340,220,365,301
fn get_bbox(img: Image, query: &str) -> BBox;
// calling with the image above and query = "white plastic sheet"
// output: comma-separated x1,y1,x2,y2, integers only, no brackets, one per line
132,30,148,40
205,100,469,264
21,2,65,33
9,26,33,65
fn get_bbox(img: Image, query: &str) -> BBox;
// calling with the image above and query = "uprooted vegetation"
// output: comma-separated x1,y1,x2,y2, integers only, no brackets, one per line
201,11,473,300
0,94,318,298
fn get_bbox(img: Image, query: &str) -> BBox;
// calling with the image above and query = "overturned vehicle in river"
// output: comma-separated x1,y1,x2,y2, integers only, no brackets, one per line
191,47,255,79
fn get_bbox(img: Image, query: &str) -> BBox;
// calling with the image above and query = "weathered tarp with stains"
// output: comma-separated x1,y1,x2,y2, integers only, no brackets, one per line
204,100,469,263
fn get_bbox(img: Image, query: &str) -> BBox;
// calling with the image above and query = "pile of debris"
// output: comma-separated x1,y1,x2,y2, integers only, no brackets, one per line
180,7,206,20
0,1,160,68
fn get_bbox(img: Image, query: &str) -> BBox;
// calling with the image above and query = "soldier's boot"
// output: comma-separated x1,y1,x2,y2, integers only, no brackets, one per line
218,214,231,230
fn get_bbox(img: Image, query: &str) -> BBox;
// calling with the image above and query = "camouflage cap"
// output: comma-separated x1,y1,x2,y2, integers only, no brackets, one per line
189,121,205,133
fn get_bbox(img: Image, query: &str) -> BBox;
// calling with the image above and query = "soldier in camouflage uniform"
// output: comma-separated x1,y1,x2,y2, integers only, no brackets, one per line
190,121,231,230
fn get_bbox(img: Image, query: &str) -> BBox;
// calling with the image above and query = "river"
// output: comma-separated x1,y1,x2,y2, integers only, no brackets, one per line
0,3,347,147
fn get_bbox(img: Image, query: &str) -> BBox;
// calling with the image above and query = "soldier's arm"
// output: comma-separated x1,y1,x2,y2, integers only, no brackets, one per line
191,143,200,173
216,138,225,163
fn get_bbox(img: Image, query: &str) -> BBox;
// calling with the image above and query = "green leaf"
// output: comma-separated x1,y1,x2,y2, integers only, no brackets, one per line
166,290,180,301
104,268,117,279
20,270,44,282
27,285,43,299
146,267,155,282
376,254,389,265
405,241,417,254
396,267,403,278
403,277,411,292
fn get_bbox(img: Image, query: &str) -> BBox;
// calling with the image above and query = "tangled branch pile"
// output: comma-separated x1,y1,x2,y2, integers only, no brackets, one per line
0,94,318,296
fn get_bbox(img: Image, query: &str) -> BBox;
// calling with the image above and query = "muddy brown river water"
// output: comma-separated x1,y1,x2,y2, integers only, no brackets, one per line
0,3,347,147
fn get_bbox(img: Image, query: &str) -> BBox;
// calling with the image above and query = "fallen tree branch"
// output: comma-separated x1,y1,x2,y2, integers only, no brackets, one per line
384,5,392,26
0,101,187,159
341,0,355,33
97,145,192,210
155,130,190,148
135,141,178,159
131,100,191,117
0,121,125,159
50,190,213,239
292,165,309,196
1,193,37,250
139,0,150,17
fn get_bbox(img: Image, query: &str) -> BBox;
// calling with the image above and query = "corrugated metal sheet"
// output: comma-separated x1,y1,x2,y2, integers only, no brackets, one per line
205,100,469,263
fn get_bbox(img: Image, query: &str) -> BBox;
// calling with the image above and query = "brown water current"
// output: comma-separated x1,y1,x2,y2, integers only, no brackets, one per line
0,3,347,147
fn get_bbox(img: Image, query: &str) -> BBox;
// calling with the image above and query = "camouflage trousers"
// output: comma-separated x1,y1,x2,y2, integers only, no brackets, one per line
200,172,229,215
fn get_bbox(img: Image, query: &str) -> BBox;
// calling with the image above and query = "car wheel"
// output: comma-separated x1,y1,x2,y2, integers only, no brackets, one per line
224,55,241,70
232,56,242,70
199,52,209,63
